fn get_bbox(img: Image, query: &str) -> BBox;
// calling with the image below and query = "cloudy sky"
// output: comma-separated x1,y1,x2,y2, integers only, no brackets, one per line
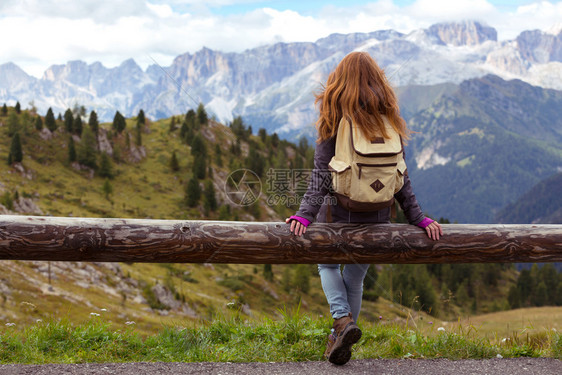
1,0,561,77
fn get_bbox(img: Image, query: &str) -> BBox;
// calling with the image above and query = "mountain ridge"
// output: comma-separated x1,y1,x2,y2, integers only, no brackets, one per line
406,74,562,223
1,20,561,139
495,172,562,224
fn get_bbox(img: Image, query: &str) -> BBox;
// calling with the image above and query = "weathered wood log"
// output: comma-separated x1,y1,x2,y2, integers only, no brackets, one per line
0,215,560,264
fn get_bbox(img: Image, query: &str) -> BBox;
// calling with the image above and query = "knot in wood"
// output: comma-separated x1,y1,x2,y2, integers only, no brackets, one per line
174,223,192,237
392,235,409,252
335,241,349,252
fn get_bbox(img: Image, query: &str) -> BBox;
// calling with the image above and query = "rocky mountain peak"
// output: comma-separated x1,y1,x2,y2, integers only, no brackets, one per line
516,29,562,63
118,58,142,72
428,21,497,46
0,62,35,88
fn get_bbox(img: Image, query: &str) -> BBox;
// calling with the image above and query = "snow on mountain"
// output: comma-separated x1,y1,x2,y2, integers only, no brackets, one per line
547,23,562,36
1,21,561,139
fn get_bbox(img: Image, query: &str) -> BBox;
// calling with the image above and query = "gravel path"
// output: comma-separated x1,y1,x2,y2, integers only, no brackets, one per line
1,358,561,375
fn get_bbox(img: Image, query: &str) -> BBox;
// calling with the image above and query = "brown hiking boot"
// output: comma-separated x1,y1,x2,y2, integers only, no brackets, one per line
324,313,362,365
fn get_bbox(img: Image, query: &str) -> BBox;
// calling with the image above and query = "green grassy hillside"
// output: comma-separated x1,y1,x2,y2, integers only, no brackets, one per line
0,105,425,333
0,103,559,335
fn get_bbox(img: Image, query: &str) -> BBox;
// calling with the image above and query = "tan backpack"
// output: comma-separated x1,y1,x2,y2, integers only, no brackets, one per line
328,116,407,212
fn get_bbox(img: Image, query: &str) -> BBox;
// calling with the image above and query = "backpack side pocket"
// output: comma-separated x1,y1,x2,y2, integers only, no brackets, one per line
328,158,351,197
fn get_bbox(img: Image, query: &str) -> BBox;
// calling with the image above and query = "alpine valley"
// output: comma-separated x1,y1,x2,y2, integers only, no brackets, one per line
0,20,562,329
0,20,561,222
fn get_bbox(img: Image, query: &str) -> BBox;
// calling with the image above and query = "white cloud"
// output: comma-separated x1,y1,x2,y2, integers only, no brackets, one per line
3,0,150,23
406,0,497,23
505,1,562,37
0,0,561,78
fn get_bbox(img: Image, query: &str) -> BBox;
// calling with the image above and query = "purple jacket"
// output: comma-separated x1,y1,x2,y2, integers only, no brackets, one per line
295,135,426,225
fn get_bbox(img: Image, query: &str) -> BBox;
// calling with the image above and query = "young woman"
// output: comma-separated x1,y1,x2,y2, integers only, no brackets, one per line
286,52,443,365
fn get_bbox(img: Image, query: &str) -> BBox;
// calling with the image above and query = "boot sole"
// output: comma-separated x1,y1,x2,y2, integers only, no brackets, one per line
327,325,362,365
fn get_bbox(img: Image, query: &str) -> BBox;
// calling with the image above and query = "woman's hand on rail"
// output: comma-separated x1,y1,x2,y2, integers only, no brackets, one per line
286,217,307,237
425,221,443,241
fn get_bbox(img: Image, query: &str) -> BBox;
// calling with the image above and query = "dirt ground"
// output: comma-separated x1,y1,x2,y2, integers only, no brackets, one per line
0,358,561,375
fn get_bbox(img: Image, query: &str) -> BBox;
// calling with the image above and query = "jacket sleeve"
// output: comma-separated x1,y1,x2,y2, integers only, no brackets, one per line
294,136,336,223
394,173,426,225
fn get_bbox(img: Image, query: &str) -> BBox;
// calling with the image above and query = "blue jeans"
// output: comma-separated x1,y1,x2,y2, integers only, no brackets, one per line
318,263,370,321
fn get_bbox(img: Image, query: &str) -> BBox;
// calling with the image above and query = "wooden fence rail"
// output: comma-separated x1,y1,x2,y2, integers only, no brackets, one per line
0,215,561,264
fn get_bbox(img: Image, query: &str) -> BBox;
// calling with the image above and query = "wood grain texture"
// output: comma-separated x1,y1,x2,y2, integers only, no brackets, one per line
0,215,561,264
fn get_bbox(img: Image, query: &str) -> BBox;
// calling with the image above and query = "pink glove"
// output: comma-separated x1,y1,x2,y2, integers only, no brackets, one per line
417,217,434,229
289,215,311,227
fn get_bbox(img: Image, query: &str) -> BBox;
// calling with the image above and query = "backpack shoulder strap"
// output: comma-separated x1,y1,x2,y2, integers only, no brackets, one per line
334,117,352,162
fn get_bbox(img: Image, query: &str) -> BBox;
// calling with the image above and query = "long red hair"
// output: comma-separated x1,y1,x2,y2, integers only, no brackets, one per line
315,52,410,143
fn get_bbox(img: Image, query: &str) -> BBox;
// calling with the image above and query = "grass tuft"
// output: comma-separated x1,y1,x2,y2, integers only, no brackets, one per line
1,312,562,364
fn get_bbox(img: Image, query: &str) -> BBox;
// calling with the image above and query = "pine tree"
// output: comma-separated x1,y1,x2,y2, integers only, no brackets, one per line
7,112,19,136
190,134,207,156
88,110,99,134
170,151,180,172
179,121,189,141
137,109,146,126
169,116,176,132
555,280,562,306
8,133,23,164
246,148,265,177
271,133,279,148
185,109,196,130
68,136,77,163
215,144,223,167
197,103,208,126
193,155,206,179
14,102,21,114
73,116,83,136
293,264,310,294
298,137,309,156
98,152,113,178
263,264,273,281
230,116,246,140
258,128,267,142
102,178,113,199
34,116,43,131
413,265,438,314
45,108,57,132
540,264,558,304
517,269,533,306
230,139,241,156
532,281,547,306
507,285,521,308
77,127,97,169
112,111,126,133
185,128,195,145
282,266,293,293
204,180,217,212
363,265,378,290
64,109,74,132
185,177,201,207
1,103,7,116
